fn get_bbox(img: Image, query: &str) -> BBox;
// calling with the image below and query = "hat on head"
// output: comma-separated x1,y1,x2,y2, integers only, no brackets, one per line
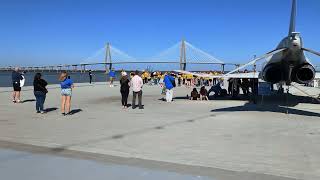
121,71,127,76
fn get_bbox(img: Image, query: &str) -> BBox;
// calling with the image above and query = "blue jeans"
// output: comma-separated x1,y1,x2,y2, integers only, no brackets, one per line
34,91,46,112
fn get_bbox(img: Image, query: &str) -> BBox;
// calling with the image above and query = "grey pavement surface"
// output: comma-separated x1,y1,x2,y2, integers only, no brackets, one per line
0,82,320,180
0,148,213,180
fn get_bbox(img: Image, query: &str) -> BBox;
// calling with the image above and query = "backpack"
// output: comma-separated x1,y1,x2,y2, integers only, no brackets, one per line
171,78,176,88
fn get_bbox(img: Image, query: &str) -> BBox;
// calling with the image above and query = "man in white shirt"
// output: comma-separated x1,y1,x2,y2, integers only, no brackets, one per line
131,70,143,109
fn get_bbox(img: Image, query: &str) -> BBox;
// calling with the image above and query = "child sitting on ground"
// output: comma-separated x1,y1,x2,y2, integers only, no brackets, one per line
200,86,209,101
190,88,200,100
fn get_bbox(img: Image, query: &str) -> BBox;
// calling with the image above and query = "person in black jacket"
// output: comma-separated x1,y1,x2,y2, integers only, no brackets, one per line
89,70,93,84
12,67,24,103
120,72,130,109
33,73,48,114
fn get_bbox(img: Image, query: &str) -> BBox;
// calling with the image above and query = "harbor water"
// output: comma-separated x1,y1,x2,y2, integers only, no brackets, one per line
0,71,122,87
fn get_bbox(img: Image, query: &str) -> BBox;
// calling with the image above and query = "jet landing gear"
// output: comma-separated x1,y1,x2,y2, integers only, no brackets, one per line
277,83,285,94
285,85,291,115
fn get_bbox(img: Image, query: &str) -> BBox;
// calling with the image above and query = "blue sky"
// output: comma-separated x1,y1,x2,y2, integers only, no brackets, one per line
0,0,319,69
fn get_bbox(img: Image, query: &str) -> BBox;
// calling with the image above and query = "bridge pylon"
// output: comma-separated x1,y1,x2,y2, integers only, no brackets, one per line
180,39,187,71
105,43,112,72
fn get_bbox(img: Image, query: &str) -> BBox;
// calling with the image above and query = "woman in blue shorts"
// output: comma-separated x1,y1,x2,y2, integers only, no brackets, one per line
59,72,74,116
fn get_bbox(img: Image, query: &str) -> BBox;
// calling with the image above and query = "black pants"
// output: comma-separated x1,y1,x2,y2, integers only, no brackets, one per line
121,91,129,106
143,78,148,84
89,76,92,84
132,91,142,108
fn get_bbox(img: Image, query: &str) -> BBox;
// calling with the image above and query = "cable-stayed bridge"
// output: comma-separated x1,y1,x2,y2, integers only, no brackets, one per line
1,40,241,72
80,40,237,72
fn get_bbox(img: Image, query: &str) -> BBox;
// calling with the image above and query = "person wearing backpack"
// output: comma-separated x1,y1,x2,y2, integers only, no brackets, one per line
163,73,175,102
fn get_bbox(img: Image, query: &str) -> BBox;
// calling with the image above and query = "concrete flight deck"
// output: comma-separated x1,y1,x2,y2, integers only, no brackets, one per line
0,83,320,180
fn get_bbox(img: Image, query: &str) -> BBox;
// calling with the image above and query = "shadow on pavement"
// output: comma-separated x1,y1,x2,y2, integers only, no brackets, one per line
45,107,58,113
70,109,82,115
211,102,320,117
22,99,36,103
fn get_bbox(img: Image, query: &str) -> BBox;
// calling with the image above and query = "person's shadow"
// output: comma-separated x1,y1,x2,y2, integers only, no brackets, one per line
45,107,58,113
69,109,82,115
22,99,36,103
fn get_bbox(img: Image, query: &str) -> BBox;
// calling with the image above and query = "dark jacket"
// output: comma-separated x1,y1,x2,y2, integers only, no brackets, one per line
120,78,130,93
191,90,199,100
33,79,48,93
12,71,23,83
200,88,208,96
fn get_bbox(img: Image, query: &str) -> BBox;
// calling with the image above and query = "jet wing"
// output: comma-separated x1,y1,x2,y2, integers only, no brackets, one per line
174,70,222,78
174,70,259,79
175,48,287,80
302,48,320,57
226,48,287,75
224,72,259,79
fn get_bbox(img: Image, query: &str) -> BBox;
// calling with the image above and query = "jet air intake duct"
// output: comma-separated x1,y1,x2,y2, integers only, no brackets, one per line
263,65,283,83
293,64,315,84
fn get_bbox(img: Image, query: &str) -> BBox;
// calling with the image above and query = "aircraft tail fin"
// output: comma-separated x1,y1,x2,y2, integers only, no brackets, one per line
288,0,297,36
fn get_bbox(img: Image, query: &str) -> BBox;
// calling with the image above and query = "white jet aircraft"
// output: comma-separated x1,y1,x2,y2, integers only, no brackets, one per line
177,0,320,85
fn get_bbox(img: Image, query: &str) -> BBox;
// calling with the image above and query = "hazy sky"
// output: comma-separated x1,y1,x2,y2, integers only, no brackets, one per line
0,0,319,68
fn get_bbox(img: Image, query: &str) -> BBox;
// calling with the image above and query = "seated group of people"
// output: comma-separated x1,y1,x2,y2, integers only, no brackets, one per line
190,86,209,101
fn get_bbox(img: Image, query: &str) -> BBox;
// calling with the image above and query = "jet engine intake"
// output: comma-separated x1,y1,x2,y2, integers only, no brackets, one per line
262,65,283,83
293,64,315,84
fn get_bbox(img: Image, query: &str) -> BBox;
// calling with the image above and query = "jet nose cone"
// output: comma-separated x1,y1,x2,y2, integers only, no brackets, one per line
291,40,301,49
293,43,299,47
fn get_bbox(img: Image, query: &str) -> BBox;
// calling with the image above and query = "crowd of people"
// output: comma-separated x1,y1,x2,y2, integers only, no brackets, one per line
124,70,223,88
10,68,147,114
10,68,259,115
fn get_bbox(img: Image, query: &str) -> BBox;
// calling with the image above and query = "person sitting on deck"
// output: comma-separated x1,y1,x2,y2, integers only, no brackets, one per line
200,86,209,101
208,81,222,97
190,88,200,100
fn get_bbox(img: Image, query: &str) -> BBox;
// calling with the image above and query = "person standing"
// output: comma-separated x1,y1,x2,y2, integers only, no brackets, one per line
186,74,192,87
152,72,158,85
109,68,116,87
89,70,93,84
177,73,182,86
251,78,259,104
33,73,48,114
120,72,130,109
59,72,74,116
163,73,175,102
141,71,146,84
241,78,250,96
131,71,143,109
11,67,23,103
